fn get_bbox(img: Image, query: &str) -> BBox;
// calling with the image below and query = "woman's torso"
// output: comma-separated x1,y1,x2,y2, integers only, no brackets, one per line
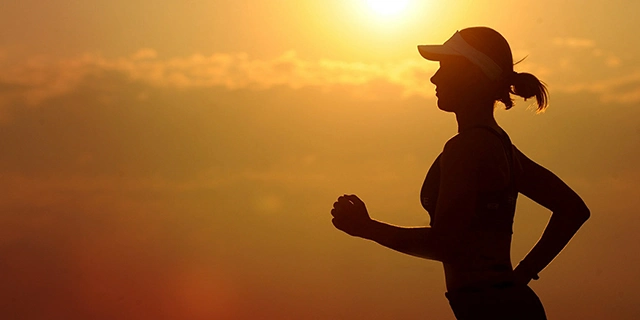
421,126,519,291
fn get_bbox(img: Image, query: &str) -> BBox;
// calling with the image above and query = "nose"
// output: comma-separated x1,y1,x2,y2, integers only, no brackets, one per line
430,68,441,86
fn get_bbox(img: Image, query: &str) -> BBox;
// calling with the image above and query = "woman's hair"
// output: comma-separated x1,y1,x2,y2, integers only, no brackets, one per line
460,27,549,112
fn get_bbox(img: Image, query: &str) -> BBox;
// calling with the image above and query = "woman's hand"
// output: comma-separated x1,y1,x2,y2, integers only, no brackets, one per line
330,194,374,238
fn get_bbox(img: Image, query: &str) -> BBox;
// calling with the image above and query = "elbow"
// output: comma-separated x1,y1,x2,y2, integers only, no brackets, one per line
553,198,590,224
579,205,590,223
564,201,590,224
574,200,590,223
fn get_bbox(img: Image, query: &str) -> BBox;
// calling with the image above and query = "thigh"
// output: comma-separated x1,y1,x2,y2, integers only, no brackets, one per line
446,285,547,320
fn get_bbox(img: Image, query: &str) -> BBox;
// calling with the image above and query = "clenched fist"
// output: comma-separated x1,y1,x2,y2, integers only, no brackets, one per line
330,194,374,238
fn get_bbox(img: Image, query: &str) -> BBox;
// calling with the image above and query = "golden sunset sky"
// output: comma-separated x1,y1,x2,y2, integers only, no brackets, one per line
1,1,639,319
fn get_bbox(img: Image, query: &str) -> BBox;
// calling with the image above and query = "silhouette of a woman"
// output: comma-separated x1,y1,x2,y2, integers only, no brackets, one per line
330,27,590,320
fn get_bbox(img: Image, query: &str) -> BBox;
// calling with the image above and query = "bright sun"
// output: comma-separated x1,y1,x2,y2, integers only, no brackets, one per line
367,0,410,16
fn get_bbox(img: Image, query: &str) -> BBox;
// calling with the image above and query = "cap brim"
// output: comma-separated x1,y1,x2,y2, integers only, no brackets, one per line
417,45,460,61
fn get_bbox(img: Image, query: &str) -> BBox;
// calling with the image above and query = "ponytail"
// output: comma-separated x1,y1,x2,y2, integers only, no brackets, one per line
511,72,548,112
498,71,549,112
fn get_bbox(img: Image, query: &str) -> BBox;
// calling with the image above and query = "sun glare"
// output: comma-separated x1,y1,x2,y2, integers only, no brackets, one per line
367,0,410,16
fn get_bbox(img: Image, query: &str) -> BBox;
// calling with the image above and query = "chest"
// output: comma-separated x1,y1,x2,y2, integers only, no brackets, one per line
420,153,516,233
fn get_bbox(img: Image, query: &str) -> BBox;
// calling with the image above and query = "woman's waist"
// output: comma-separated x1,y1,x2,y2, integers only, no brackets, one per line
444,261,514,292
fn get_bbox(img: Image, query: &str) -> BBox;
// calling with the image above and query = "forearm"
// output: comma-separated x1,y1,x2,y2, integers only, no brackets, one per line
359,220,445,261
518,206,590,278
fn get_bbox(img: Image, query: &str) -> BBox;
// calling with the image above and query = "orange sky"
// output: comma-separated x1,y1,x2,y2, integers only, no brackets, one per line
1,1,640,319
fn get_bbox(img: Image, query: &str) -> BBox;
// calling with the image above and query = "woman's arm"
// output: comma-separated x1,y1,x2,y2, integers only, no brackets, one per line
332,195,451,261
513,147,590,282
363,223,439,259
331,195,442,260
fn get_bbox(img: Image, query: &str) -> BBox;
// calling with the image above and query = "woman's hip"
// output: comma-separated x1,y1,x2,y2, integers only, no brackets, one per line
445,283,547,320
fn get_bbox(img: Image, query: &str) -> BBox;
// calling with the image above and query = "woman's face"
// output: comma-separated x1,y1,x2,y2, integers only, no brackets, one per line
430,56,493,113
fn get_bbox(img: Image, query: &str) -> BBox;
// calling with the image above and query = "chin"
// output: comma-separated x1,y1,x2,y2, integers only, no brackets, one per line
436,100,456,113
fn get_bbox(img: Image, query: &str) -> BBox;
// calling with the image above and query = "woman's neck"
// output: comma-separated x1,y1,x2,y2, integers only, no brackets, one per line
454,104,499,133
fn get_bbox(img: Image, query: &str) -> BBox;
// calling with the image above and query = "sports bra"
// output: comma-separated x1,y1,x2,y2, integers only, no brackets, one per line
420,126,518,234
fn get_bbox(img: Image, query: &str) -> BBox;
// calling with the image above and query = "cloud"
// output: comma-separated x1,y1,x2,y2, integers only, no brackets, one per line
0,49,437,109
553,37,596,48
529,36,640,102
557,71,640,103
1,44,639,111
545,37,628,77
605,55,622,68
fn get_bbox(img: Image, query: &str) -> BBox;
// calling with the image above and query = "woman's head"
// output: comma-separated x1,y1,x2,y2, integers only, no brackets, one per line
418,27,548,113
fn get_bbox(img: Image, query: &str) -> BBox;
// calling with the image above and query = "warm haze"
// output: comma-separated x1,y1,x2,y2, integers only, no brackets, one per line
1,1,639,319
